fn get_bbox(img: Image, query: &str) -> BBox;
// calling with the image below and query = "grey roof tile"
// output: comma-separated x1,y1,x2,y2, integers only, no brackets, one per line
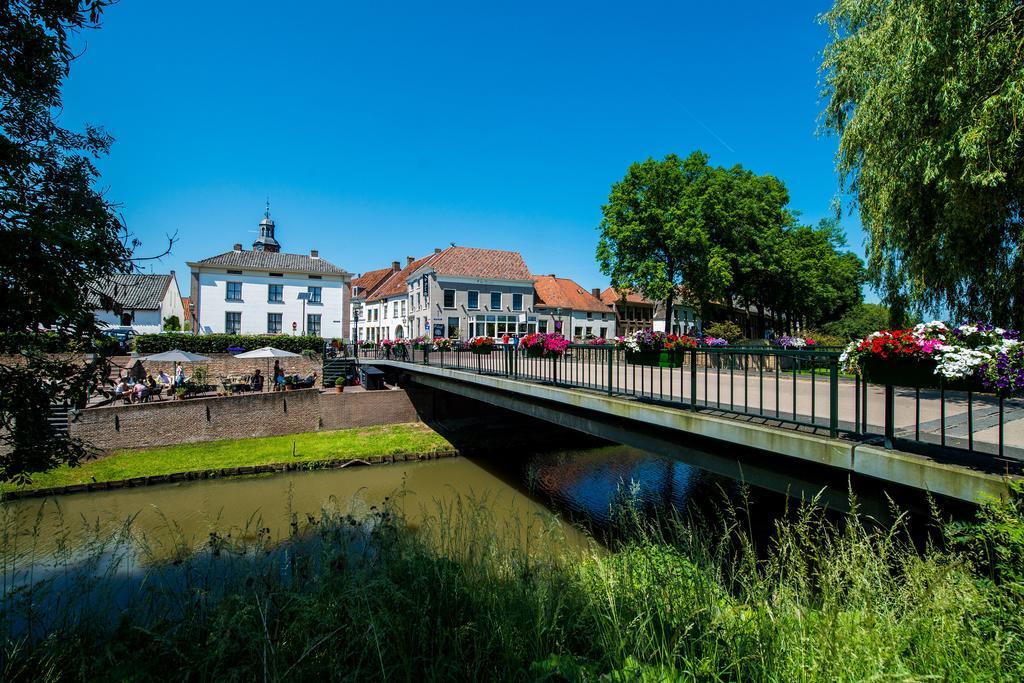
88,274,172,310
196,250,348,275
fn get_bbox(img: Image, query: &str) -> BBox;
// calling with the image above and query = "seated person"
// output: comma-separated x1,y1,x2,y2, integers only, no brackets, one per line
114,379,129,399
158,370,172,386
251,369,264,392
133,381,148,402
302,371,318,388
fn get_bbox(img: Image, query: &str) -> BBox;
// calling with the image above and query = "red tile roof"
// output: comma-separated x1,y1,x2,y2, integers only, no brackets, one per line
352,266,398,298
425,246,531,281
600,287,654,306
534,275,613,313
368,253,438,302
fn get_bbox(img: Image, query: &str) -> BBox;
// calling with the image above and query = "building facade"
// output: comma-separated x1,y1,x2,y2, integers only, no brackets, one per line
187,208,351,338
90,273,185,334
405,246,537,339
533,276,616,339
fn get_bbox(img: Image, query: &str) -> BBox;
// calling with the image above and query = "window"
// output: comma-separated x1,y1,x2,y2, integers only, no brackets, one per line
468,291,479,309
490,292,502,310
225,312,241,334
267,313,282,334
307,314,321,336
512,293,523,311
540,319,550,333
447,316,460,338
269,272,283,278
226,281,242,301
401,300,406,316
227,270,242,275
308,275,322,280
416,293,421,309
268,284,283,302
599,327,607,338
307,286,322,304
587,311,593,320
443,289,455,308
393,301,399,317
585,326,593,337
574,326,583,338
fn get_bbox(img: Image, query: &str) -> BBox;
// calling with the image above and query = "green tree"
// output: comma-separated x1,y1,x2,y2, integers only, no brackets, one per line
822,303,893,340
0,1,161,481
163,315,181,331
820,0,1024,326
597,152,732,325
779,219,865,330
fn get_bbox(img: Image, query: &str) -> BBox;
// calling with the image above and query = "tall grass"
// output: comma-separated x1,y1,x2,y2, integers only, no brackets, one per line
2,486,1023,681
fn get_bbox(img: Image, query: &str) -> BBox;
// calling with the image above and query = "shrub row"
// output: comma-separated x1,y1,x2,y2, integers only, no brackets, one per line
133,333,326,354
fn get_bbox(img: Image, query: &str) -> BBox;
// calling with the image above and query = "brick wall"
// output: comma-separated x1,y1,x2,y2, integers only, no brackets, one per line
108,353,322,383
70,389,321,450
319,389,421,430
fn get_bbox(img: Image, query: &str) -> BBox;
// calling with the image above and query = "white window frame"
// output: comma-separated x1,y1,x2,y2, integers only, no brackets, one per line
467,290,480,310
511,293,523,311
226,281,242,301
225,311,241,334
490,291,502,310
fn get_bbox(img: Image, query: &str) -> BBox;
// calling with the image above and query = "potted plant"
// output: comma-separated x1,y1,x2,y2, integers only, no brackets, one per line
284,376,295,391
334,376,345,393
174,387,187,400
661,334,698,367
522,333,570,358
469,336,495,354
622,329,664,366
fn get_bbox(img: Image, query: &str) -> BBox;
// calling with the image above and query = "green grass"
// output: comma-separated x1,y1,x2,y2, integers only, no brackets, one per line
4,490,1024,681
2,423,453,494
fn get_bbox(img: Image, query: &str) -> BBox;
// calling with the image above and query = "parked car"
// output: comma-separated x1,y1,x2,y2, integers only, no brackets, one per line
100,327,135,354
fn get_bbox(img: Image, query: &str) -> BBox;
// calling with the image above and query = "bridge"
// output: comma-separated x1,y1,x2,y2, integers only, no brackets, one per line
355,345,1024,504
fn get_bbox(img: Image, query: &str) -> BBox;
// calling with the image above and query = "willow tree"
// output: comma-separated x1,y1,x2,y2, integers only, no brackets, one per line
820,0,1024,326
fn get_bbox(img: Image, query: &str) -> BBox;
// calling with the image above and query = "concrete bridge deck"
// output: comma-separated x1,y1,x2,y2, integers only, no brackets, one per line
365,357,1021,504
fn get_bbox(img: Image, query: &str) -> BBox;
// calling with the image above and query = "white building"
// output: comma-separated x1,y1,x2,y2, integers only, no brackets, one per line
532,275,616,340
187,208,351,338
89,272,185,334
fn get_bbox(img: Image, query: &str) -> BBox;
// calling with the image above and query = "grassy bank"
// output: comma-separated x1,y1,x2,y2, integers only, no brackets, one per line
0,423,453,494
3,487,1023,681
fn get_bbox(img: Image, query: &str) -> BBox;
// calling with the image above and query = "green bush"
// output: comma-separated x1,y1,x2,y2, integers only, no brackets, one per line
703,320,743,343
133,333,324,355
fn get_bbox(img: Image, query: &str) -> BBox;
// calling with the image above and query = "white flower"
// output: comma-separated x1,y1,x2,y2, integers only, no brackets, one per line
933,346,992,379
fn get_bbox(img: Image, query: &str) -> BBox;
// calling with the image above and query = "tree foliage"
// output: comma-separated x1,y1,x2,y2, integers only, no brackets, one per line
0,1,136,481
822,303,895,340
598,152,864,332
820,0,1024,326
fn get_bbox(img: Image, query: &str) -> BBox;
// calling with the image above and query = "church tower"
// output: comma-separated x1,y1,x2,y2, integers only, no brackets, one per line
252,200,281,252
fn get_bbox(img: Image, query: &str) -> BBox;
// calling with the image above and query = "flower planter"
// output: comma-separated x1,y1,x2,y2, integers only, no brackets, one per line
525,346,546,358
471,347,492,355
860,357,939,388
658,350,685,368
335,385,344,393
625,350,660,366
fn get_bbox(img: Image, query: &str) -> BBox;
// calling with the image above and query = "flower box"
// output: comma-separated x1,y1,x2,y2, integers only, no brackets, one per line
526,346,546,358
860,357,940,388
471,347,492,355
625,350,660,366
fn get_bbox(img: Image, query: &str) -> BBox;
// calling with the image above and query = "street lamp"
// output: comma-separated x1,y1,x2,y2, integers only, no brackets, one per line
297,291,310,335
352,301,362,343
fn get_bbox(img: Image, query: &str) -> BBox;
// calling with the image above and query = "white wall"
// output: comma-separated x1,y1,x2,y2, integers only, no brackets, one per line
536,309,616,339
195,269,346,337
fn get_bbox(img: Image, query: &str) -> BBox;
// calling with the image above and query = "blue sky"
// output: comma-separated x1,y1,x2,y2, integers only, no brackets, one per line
60,0,858,297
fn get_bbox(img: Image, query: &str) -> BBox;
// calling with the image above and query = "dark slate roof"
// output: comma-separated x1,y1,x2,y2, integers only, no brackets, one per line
195,249,348,275
88,274,172,310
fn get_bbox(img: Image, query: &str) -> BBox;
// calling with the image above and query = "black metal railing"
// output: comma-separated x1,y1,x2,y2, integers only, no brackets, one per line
345,342,1022,463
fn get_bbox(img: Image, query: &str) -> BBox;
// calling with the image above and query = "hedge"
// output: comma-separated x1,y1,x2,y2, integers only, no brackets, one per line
133,333,326,355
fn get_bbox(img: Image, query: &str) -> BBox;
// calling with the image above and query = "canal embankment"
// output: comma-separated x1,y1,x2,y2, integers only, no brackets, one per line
0,423,455,500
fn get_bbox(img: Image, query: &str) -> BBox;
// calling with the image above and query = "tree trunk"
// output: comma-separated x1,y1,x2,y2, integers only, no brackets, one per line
664,290,675,335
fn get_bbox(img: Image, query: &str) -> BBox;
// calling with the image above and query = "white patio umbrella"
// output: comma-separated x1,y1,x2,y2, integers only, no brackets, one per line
232,347,302,390
232,347,301,359
141,349,211,362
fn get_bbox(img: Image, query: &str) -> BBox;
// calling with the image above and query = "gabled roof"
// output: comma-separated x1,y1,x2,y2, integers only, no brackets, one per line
600,287,654,306
352,266,398,299
192,249,347,275
368,253,438,302
534,275,613,313
88,273,173,311
419,246,531,281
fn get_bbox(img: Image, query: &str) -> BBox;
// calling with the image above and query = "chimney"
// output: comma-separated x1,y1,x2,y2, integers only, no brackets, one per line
434,247,442,254
310,249,319,258
233,243,242,252
407,256,415,266
392,260,401,272
591,288,601,298
170,269,175,277
548,274,556,278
